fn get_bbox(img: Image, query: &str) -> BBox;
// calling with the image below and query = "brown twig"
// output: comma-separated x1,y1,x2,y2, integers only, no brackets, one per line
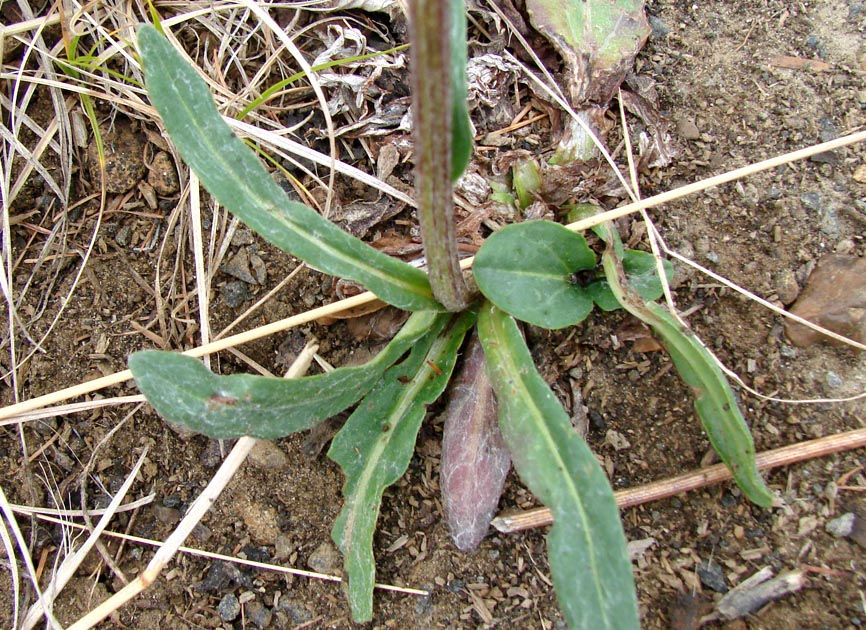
491,427,866,534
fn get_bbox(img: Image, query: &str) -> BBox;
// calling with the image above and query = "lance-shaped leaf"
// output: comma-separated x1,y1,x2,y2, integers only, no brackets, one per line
474,221,597,329
596,223,773,507
329,310,476,622
440,329,510,552
477,301,639,630
137,25,438,311
128,311,439,439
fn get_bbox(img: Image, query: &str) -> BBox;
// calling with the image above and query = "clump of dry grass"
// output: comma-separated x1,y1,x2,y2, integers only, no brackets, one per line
1,1,864,628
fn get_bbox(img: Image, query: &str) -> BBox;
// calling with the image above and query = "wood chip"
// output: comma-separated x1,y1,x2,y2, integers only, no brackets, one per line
715,568,806,620
768,55,831,72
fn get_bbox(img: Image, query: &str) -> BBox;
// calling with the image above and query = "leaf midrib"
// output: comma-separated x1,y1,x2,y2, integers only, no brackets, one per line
488,308,610,628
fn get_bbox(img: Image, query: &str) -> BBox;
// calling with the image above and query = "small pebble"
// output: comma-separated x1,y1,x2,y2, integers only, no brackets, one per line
826,513,855,537
274,534,293,561
826,371,843,388
232,229,256,247
217,593,240,622
786,254,866,347
222,280,251,307
248,441,290,471
307,541,341,575
774,269,800,305
245,600,273,628
278,599,313,624
800,191,822,212
198,561,250,593
222,249,259,285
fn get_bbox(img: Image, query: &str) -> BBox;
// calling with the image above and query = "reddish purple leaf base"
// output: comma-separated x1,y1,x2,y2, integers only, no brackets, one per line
440,332,511,551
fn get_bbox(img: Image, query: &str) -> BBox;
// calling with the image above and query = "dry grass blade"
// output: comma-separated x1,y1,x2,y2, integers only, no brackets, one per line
19,449,148,629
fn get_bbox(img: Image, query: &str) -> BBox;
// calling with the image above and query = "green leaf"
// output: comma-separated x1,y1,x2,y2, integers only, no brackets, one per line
526,0,650,105
525,0,650,162
450,0,472,181
512,157,542,210
477,302,639,630
128,311,440,439
598,228,773,507
137,25,439,312
588,249,675,311
329,310,476,621
474,221,597,329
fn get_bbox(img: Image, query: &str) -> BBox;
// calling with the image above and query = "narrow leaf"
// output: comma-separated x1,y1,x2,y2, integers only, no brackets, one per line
597,224,773,507
129,311,439,439
329,310,476,621
449,0,472,181
137,25,439,311
440,329,510,552
474,221,597,329
477,302,639,630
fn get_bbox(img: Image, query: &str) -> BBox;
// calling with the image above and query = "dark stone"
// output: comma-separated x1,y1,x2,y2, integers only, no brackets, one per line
195,560,251,593
589,409,606,431
222,280,251,307
697,559,728,593
240,545,271,563
278,599,313,624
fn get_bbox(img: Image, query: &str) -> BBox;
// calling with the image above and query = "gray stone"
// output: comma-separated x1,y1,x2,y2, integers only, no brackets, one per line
307,541,341,575
217,594,240,621
245,600,273,628
826,513,855,537
222,280,251,307
221,249,258,284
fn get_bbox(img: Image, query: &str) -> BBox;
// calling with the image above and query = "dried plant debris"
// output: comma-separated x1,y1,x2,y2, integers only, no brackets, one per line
711,567,807,621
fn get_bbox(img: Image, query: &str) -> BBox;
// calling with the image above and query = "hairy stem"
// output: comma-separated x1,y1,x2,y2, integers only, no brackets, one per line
408,0,469,311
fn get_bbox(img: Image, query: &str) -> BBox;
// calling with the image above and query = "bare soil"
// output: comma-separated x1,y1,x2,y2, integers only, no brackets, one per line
2,1,866,628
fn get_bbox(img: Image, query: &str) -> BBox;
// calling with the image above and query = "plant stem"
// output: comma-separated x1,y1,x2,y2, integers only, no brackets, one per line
408,0,469,311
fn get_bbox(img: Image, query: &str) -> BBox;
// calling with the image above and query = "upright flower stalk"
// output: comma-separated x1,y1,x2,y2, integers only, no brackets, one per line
408,0,471,311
